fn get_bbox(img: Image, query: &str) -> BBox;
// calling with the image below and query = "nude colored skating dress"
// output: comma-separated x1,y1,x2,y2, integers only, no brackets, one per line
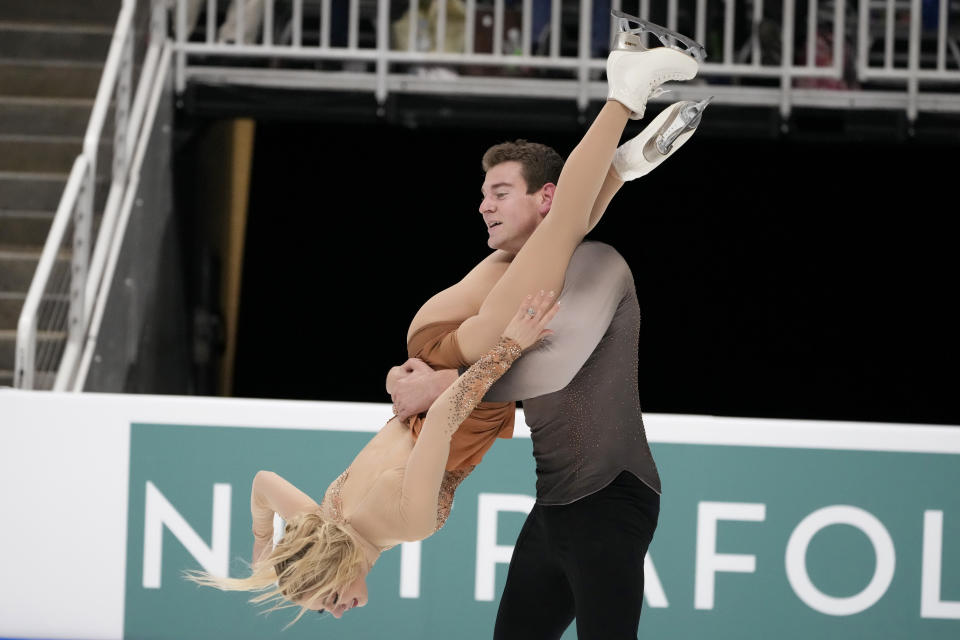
405,321,515,472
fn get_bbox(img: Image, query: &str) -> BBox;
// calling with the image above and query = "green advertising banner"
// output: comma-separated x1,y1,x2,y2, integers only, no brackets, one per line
125,422,960,640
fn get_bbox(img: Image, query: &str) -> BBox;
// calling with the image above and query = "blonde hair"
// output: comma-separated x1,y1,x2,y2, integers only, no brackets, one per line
185,512,368,626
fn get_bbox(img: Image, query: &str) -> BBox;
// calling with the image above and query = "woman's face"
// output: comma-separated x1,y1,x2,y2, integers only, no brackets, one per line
304,568,369,618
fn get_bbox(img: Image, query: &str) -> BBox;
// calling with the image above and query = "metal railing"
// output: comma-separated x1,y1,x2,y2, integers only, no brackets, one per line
14,0,171,390
173,0,960,118
859,0,960,118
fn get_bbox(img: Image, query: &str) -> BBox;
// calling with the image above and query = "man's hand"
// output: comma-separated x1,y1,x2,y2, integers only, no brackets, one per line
386,358,422,394
390,360,458,421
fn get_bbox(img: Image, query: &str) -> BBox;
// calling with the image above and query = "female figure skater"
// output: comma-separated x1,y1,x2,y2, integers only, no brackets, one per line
191,11,708,623
189,290,558,622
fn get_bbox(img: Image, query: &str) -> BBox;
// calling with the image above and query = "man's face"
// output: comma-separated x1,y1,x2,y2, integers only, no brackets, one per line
479,161,548,254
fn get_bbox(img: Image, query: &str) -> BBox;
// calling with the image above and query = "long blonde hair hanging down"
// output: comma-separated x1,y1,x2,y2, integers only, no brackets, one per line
185,511,368,626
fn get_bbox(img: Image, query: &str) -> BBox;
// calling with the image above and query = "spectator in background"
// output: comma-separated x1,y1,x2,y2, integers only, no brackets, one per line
180,0,351,48
181,0,265,43
391,0,613,57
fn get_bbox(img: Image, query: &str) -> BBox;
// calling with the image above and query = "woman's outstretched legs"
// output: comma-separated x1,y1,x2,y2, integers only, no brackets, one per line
587,166,626,234
586,96,712,235
456,101,633,362
453,32,700,362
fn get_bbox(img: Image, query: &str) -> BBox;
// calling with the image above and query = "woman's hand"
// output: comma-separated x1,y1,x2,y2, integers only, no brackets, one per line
502,290,560,351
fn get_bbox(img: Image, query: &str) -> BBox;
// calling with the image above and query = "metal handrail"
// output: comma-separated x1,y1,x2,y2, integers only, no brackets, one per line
60,18,168,390
14,0,168,390
14,157,89,390
74,45,174,392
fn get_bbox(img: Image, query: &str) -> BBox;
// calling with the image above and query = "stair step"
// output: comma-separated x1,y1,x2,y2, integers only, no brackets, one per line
0,60,104,99
0,136,112,179
0,171,69,211
0,137,80,175
0,246,72,292
0,171,109,212
0,210,56,246
0,97,110,138
0,23,113,62
0,1,120,26
0,294,25,330
0,328,67,374
0,293,69,331
0,331,14,371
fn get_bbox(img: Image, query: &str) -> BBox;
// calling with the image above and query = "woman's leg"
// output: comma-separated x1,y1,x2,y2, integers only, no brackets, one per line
455,101,632,362
587,96,712,236
587,166,625,234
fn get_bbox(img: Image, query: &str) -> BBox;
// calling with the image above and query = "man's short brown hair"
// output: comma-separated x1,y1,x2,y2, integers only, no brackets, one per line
482,139,564,194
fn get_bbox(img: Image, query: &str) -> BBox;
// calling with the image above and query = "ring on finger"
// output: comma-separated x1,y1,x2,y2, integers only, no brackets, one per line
526,307,537,316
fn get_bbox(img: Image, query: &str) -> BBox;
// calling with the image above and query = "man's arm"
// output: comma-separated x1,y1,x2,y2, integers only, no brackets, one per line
389,243,630,408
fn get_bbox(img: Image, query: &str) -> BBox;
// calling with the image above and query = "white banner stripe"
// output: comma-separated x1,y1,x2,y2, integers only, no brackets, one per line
2,389,959,453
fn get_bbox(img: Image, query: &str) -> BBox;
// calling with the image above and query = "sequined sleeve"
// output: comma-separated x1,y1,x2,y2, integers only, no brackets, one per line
397,336,522,541
443,336,522,437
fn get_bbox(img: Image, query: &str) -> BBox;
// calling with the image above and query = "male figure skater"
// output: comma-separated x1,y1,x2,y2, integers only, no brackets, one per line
389,140,663,639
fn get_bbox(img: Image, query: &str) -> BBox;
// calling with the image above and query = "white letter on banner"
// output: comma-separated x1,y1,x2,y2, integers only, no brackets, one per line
400,541,422,599
475,493,535,601
785,505,895,616
695,502,766,610
143,481,232,589
921,510,960,619
644,555,669,608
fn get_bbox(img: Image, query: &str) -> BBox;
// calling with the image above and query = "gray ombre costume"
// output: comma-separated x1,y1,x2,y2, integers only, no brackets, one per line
482,240,660,504
486,240,661,640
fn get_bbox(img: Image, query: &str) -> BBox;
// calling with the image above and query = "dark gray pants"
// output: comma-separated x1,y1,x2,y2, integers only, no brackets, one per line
493,472,660,640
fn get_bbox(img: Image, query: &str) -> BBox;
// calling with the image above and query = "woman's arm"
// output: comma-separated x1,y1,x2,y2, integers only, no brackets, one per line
397,293,559,537
250,471,319,559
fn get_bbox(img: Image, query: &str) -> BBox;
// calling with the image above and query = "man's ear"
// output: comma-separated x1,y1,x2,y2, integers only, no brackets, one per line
538,182,557,216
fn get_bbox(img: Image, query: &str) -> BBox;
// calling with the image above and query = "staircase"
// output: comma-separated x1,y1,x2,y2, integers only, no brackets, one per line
0,0,120,387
